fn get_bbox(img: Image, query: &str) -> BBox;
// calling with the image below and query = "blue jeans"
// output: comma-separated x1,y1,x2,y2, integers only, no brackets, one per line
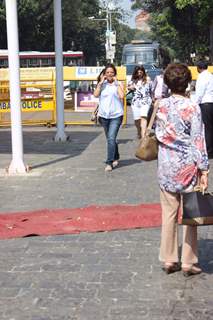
99,116,123,166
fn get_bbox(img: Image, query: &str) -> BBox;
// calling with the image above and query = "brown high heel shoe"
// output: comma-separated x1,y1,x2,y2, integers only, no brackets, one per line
182,265,202,277
162,263,181,274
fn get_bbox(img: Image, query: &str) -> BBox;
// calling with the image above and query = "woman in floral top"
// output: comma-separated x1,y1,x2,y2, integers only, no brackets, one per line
128,65,152,139
155,63,209,276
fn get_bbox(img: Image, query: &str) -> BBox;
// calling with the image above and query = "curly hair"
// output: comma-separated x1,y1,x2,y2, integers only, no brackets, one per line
131,65,148,83
164,63,192,94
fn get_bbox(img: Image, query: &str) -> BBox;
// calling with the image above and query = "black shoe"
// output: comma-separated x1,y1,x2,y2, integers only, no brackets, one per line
162,263,181,274
182,265,202,277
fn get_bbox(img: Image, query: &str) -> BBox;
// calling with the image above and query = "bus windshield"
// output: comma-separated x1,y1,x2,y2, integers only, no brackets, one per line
124,50,155,64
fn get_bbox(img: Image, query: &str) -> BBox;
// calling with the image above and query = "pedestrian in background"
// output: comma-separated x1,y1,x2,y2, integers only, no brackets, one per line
155,63,209,276
127,65,152,139
152,68,169,101
93,64,124,172
195,61,213,158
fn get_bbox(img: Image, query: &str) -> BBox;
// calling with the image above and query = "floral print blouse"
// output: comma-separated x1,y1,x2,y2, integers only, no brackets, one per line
129,80,152,107
155,95,209,193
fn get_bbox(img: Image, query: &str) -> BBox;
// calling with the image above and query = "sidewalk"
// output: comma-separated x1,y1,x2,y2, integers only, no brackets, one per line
0,123,213,320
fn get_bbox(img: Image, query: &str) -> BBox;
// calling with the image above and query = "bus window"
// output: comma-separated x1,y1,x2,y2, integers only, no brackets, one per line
136,50,155,64
125,54,135,64
29,58,39,66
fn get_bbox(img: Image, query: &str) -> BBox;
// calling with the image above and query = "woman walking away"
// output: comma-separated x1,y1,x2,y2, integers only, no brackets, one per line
127,65,152,139
155,63,209,276
94,64,124,172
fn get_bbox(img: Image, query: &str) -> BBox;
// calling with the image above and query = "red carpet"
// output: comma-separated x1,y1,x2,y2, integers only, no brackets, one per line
0,203,161,239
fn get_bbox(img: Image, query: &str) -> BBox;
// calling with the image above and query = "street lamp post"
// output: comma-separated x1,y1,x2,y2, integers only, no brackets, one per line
89,16,111,62
89,3,116,63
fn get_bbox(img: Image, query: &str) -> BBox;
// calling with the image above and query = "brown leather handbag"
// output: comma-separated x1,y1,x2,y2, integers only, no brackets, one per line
135,101,159,161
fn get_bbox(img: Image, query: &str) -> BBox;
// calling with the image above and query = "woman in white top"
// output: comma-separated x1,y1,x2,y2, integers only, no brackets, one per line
152,72,169,101
94,64,124,172
128,65,152,139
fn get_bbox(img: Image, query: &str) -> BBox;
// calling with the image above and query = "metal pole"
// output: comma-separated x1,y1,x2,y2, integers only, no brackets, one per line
5,0,26,174
106,7,110,57
109,10,113,63
53,0,67,142
210,19,213,63
109,10,112,32
106,5,114,63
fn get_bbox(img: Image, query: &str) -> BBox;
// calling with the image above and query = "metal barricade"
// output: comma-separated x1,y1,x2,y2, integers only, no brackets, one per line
0,67,56,126
0,66,127,126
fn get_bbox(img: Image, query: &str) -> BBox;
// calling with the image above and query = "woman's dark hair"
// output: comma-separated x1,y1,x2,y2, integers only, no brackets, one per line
97,69,105,83
97,64,117,83
105,63,117,75
164,63,192,94
131,65,147,83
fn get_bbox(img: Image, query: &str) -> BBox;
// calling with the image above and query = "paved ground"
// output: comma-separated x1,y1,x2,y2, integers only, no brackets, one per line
0,117,213,320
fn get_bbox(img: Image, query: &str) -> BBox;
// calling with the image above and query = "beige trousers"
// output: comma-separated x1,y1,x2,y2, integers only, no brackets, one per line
159,189,198,265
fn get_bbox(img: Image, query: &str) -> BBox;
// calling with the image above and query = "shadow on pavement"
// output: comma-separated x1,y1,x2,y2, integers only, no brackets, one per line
0,130,101,155
115,158,141,168
31,154,79,169
118,138,134,144
199,239,213,274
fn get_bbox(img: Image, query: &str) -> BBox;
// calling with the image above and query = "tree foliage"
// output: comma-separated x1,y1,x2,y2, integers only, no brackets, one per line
131,0,213,62
0,0,135,65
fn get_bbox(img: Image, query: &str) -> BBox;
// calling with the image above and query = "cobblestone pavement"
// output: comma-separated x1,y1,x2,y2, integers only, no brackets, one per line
0,122,213,320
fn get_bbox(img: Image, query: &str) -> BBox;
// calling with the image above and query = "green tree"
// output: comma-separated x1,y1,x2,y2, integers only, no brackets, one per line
0,0,54,50
0,0,134,65
175,0,213,61
131,0,213,63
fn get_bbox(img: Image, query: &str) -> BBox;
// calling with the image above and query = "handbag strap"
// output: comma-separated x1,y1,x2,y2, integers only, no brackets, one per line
194,185,211,195
147,100,160,131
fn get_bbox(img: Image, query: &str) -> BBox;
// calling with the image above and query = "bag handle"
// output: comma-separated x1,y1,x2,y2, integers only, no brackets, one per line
147,100,160,132
194,185,213,196
194,185,205,194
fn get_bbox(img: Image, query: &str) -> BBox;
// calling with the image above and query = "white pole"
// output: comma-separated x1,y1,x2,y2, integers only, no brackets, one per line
106,6,113,63
105,8,110,61
54,0,67,141
109,10,112,32
109,10,113,63
5,0,26,174
106,8,110,51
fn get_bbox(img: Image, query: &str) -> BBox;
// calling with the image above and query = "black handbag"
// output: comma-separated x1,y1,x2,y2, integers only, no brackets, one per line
181,190,213,225
126,90,134,105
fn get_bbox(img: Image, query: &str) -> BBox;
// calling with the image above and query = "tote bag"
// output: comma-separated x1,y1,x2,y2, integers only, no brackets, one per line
181,190,213,225
135,101,159,161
